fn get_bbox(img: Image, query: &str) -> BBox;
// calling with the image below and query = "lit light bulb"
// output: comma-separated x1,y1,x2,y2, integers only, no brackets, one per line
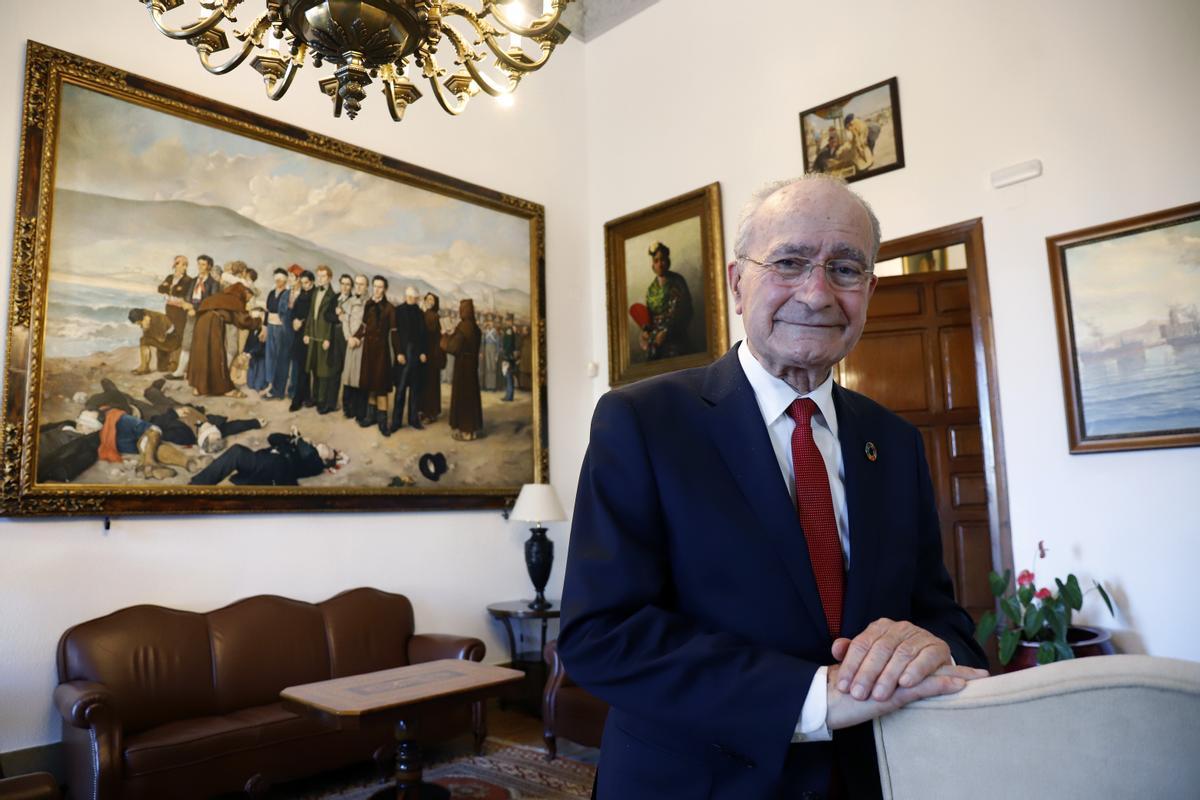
497,93,515,108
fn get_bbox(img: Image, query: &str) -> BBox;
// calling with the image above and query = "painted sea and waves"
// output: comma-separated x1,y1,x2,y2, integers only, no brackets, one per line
1049,204,1200,453
1,43,545,515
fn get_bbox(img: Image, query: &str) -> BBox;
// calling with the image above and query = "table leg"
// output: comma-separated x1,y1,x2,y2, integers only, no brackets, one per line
367,718,450,800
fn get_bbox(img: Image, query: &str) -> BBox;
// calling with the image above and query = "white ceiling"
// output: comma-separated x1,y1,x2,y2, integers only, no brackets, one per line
559,0,661,42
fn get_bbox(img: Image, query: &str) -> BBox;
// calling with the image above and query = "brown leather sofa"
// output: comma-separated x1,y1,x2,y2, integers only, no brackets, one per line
541,639,608,759
54,587,485,800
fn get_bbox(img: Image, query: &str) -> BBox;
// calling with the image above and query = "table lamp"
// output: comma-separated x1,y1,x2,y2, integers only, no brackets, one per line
509,483,567,611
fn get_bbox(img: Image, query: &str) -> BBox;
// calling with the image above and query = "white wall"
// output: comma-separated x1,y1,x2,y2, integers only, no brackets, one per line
3,0,1199,755
0,1,592,751
580,0,1200,657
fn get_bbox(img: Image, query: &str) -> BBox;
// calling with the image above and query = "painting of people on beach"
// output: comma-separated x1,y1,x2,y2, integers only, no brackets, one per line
1048,203,1200,453
1,44,545,516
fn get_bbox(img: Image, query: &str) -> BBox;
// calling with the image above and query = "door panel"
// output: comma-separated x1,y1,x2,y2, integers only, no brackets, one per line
843,331,929,412
939,326,978,410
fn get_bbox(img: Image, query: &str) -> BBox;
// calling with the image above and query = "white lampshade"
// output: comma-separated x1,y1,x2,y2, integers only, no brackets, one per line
509,483,566,525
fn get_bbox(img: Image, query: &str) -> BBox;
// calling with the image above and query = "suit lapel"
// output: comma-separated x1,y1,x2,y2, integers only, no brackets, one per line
834,385,884,636
701,347,829,636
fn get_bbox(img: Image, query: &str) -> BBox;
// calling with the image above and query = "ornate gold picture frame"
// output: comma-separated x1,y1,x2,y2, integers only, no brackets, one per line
1,42,548,516
604,183,729,387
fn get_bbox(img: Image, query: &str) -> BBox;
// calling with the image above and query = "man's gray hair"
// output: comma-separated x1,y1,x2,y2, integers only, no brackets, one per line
733,174,883,264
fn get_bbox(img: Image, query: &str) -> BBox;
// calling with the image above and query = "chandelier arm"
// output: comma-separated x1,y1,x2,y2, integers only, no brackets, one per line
265,56,303,101
477,0,567,39
197,36,256,75
438,25,515,96
147,2,230,41
382,79,404,121
425,69,470,115
479,31,554,72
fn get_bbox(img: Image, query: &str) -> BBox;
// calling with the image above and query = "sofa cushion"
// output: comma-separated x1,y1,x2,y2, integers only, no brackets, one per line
208,596,331,713
123,703,329,777
57,605,217,735
321,587,415,677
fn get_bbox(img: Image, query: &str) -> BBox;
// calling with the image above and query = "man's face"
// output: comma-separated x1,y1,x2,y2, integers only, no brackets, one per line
274,272,286,289
405,290,418,305
372,279,386,300
339,277,352,295
354,276,368,297
300,276,314,291
651,252,668,277
316,270,330,288
197,258,212,275
173,257,187,277
728,181,876,377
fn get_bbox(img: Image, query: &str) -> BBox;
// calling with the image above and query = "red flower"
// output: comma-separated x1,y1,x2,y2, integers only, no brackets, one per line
1017,570,1035,586
1036,588,1052,600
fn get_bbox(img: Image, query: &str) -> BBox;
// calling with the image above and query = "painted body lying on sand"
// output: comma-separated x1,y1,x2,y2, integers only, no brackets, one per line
3,43,546,514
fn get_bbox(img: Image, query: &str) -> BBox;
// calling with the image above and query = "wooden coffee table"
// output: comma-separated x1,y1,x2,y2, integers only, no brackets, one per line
282,659,525,799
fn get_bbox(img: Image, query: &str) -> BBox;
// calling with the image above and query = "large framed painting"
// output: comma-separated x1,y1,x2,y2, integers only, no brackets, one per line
603,183,729,387
1047,202,1200,453
799,77,905,184
0,42,547,516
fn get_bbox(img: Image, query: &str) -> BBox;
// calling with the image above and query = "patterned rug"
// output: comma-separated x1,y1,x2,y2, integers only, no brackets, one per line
302,742,595,800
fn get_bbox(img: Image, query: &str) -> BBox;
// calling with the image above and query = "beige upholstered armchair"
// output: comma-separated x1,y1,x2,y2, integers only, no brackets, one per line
873,654,1200,799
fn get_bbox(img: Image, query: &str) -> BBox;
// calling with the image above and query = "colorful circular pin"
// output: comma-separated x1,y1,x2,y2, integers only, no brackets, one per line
865,442,878,462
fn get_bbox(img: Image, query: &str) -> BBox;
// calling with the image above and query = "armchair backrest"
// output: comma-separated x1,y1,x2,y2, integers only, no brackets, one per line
873,654,1200,799
57,587,416,735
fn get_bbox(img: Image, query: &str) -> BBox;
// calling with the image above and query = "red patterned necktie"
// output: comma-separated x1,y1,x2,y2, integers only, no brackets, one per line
787,397,844,638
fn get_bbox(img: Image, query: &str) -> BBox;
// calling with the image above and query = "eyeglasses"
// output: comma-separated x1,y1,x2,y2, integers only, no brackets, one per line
738,254,874,290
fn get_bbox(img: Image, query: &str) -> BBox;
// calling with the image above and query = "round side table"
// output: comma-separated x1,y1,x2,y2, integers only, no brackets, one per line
486,601,560,716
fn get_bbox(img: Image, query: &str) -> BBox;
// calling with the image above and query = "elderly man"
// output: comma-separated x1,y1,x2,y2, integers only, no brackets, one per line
558,175,988,800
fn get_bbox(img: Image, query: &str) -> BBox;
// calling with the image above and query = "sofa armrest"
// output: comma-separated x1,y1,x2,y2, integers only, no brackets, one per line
0,773,62,800
543,639,567,733
53,681,122,800
408,633,486,664
53,680,115,729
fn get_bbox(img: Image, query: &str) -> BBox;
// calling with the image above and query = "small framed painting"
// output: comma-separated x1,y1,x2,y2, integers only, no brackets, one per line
603,184,729,387
1047,202,1200,453
799,77,905,184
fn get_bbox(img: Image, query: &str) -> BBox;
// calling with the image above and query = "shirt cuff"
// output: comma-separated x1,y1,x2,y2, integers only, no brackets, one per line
792,666,832,743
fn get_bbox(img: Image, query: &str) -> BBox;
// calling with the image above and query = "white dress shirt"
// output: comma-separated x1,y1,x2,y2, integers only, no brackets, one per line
736,342,845,743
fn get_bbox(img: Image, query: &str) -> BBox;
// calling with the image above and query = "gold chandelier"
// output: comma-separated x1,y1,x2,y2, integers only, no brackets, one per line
135,0,573,120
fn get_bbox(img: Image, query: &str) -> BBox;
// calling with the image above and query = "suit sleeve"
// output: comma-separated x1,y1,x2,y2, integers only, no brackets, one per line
910,429,988,668
558,391,815,764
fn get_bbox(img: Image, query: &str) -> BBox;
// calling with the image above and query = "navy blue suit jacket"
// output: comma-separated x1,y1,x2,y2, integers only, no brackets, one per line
558,345,985,799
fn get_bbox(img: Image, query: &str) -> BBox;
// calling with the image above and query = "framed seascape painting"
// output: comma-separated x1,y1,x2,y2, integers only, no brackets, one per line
0,42,547,516
799,77,905,184
603,183,729,387
1047,202,1200,453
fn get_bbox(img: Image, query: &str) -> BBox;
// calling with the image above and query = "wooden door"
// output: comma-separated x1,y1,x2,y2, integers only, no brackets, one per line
838,220,1011,628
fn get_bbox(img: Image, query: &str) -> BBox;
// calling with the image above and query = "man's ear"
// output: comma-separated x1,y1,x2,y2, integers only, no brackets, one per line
727,260,744,315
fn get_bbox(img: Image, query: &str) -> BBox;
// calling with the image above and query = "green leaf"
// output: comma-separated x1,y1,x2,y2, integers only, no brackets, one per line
1065,575,1084,610
1001,596,1022,626
1036,641,1057,665
999,629,1020,665
975,610,997,646
1022,604,1045,639
1018,585,1034,605
1044,603,1068,642
1055,577,1066,598
989,570,1010,597
1095,582,1115,616
1054,640,1075,661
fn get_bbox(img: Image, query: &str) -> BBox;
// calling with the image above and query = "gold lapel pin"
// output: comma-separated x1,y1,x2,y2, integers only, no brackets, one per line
865,442,878,462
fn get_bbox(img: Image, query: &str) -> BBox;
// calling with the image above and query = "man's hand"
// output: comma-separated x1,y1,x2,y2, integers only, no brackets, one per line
832,618,961,702
303,335,311,345
419,353,427,363
826,663,985,730
397,354,407,365
322,340,330,351
293,319,302,331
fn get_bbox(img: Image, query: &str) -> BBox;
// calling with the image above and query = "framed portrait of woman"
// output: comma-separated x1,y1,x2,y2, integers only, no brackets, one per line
603,183,730,387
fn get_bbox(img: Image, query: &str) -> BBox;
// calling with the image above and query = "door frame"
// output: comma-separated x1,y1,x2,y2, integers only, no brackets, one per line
873,218,1013,583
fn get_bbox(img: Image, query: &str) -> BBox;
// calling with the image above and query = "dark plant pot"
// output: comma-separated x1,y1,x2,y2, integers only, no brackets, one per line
1003,624,1116,673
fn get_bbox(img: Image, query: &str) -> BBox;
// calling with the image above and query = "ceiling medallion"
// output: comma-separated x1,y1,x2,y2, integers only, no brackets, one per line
136,0,573,120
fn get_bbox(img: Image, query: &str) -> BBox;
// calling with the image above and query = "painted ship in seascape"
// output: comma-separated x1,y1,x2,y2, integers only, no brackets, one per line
1160,305,1200,351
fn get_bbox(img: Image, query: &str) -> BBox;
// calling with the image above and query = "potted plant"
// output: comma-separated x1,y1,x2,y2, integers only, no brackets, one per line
975,541,1116,670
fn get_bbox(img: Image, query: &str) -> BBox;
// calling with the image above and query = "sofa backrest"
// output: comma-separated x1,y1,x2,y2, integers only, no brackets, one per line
57,588,415,734
209,595,331,714
57,605,217,736
320,587,415,677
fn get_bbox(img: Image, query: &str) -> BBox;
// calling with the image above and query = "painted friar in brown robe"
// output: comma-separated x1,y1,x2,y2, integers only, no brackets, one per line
442,298,483,439
187,283,260,396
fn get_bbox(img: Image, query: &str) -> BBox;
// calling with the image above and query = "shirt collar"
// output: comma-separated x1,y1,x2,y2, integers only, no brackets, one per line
736,341,839,437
